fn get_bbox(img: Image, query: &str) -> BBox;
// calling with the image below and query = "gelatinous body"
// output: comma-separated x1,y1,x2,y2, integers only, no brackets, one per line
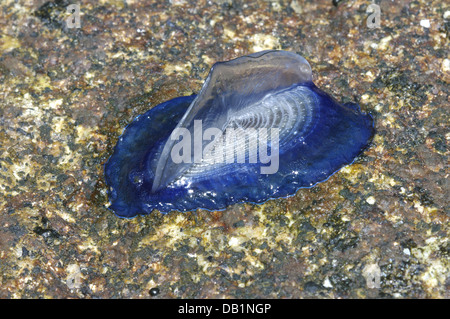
105,51,374,218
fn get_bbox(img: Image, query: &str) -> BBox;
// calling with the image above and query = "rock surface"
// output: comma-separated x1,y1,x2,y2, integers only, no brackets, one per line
0,0,448,298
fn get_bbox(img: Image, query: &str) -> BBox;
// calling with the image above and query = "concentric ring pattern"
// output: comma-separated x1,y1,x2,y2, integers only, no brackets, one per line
105,51,374,217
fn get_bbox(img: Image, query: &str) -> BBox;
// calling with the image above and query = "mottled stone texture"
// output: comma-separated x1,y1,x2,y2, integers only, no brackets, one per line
0,0,448,298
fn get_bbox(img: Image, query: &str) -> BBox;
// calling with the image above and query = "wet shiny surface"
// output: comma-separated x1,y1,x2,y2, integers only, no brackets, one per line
0,0,448,298
105,51,374,217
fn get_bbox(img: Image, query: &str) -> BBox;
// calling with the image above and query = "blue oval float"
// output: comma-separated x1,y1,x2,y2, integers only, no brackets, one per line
105,51,374,218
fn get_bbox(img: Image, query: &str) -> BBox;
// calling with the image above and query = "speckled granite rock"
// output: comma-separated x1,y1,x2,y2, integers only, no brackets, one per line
0,0,448,298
